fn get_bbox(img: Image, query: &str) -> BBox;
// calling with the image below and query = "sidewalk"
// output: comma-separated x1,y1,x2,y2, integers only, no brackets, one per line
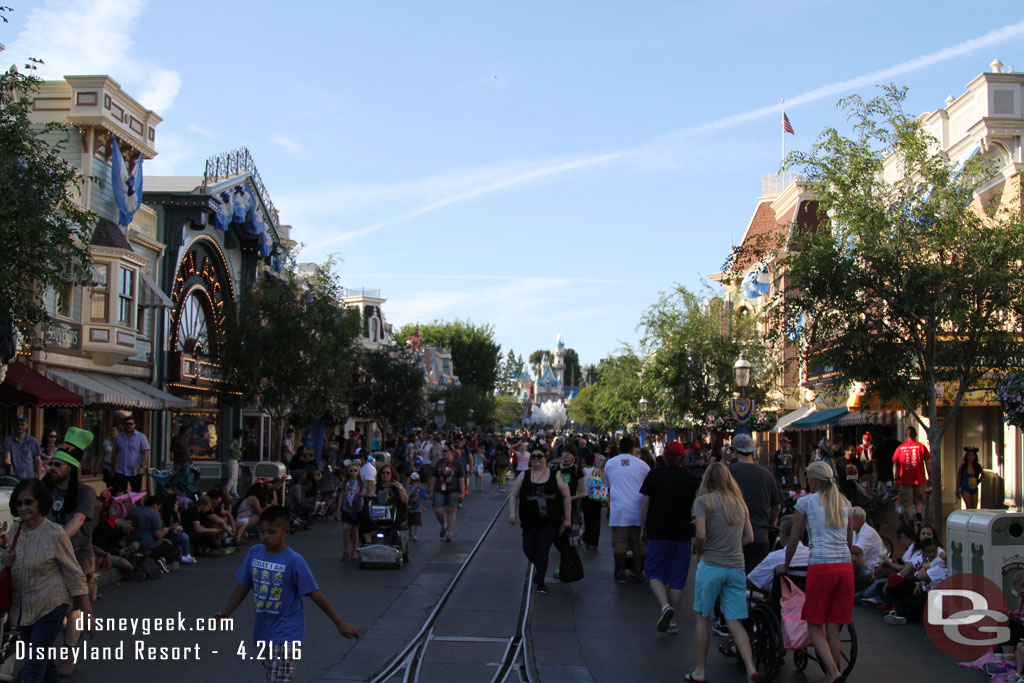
529,511,978,682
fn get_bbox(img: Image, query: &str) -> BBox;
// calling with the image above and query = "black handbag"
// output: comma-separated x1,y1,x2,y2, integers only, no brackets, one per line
557,530,584,583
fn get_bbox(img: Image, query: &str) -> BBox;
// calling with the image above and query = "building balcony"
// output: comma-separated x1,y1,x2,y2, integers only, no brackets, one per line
83,323,139,365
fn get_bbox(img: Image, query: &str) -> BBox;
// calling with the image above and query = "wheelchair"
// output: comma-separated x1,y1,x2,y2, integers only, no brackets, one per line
722,567,858,682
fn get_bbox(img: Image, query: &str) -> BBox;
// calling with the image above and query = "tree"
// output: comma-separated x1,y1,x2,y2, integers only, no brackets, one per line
220,263,362,458
570,351,644,434
567,384,598,428
639,286,770,428
529,349,552,378
497,348,523,395
563,348,582,388
427,384,494,431
350,348,426,439
394,320,501,392
493,394,524,428
1,46,95,351
775,85,1024,523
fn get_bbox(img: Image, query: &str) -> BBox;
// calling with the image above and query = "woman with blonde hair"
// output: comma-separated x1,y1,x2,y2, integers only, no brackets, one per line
689,462,758,682
783,460,854,683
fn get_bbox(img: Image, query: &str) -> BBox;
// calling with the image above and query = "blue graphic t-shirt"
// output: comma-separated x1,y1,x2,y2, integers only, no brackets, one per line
235,545,319,642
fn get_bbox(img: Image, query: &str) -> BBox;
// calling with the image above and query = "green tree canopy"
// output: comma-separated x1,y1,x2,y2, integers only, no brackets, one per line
350,348,426,439
529,349,552,378
776,85,1024,522
493,394,525,428
1,52,95,351
563,348,582,388
394,320,501,392
568,351,643,434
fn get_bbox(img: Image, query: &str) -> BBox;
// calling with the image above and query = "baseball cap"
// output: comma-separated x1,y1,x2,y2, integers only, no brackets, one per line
410,472,420,480
732,433,756,454
15,414,26,422
665,442,686,458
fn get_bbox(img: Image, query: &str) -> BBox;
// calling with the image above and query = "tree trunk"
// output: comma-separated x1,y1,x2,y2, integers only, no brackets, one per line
927,430,943,528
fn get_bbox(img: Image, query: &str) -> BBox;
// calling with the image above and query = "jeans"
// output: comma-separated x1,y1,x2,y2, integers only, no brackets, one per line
20,603,68,683
169,532,191,557
112,473,142,494
522,524,559,585
227,459,239,498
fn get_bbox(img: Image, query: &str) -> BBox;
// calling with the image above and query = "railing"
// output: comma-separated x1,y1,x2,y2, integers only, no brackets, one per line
202,148,280,227
342,287,381,299
762,172,805,197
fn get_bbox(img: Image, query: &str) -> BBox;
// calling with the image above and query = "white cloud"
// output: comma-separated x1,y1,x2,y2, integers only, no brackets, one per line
272,135,303,158
296,19,1024,252
142,131,195,176
4,0,181,113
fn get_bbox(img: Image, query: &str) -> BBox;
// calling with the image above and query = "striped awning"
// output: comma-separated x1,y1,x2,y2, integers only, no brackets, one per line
770,405,814,433
121,378,190,409
838,410,899,427
46,369,162,409
138,272,173,309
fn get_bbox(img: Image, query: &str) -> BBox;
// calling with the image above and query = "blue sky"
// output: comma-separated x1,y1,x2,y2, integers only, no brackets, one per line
4,1,1024,369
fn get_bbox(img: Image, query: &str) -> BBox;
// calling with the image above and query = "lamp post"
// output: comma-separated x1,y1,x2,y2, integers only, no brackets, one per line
434,399,446,430
730,353,754,435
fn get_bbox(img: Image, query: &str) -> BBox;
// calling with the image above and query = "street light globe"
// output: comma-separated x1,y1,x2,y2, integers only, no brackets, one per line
734,354,752,388
638,396,649,412
435,399,445,413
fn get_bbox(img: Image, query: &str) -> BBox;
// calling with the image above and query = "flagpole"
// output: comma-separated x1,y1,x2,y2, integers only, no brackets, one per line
781,98,786,165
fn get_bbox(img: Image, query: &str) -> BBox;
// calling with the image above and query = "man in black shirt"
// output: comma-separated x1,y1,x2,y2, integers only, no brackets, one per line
640,441,700,633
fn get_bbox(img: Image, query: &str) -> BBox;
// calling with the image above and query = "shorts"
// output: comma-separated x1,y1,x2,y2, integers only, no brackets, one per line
341,510,358,525
899,482,926,507
433,491,460,509
644,539,692,590
474,464,485,475
802,562,854,625
261,642,297,683
237,516,250,529
693,560,748,620
611,526,642,556
409,511,423,526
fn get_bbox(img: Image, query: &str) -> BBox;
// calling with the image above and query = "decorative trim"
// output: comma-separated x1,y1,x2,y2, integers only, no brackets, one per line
76,92,98,106
89,328,110,342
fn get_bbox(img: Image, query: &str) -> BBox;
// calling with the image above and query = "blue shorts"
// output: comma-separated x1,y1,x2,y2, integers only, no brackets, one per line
433,491,460,509
693,560,748,620
644,540,692,590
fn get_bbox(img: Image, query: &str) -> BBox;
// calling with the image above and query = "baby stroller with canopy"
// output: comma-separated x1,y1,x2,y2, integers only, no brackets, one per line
150,467,201,504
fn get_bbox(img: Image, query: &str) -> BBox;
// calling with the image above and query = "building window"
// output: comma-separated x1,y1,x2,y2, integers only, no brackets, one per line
118,266,134,326
90,263,108,322
56,283,73,318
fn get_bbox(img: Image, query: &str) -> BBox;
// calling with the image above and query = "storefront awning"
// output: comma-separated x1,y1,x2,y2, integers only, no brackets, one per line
770,405,814,433
0,364,84,408
790,407,848,429
120,378,190,409
46,369,163,410
837,410,898,427
138,272,173,309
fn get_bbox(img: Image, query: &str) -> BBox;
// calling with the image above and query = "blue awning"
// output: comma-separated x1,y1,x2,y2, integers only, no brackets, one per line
790,407,848,429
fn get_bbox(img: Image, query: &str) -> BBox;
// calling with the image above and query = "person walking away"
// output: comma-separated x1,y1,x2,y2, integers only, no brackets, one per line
112,415,150,494
5,479,92,683
604,436,651,584
2,413,42,479
782,461,854,683
170,423,191,474
42,427,98,677
494,439,510,492
727,434,781,572
640,441,700,634
406,473,428,540
956,446,983,510
580,455,605,549
473,445,486,492
690,463,758,682
509,449,571,594
892,426,930,525
226,427,243,498
429,446,466,542
215,505,359,683
773,437,799,491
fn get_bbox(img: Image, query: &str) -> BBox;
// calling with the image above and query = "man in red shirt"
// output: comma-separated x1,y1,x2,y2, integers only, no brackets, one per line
892,426,930,524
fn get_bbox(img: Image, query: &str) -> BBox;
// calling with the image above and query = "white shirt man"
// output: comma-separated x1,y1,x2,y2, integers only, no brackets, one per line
851,507,886,576
747,516,811,590
603,436,651,583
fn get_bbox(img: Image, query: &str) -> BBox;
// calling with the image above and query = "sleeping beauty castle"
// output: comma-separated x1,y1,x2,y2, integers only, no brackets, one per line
516,333,578,422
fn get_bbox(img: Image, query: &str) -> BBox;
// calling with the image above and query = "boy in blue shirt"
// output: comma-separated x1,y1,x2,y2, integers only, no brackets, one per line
215,506,358,682
406,473,429,541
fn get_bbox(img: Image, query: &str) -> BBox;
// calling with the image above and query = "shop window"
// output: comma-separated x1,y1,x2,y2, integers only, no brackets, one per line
56,283,73,318
91,263,109,322
118,266,134,326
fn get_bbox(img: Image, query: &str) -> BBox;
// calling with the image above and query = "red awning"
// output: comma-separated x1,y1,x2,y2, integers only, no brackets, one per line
0,364,84,408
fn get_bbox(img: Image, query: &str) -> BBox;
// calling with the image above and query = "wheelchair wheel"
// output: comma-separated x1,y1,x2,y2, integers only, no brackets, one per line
814,622,857,678
793,648,808,671
746,601,784,682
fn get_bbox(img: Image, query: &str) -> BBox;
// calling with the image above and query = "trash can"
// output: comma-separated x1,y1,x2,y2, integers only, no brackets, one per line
955,510,1024,615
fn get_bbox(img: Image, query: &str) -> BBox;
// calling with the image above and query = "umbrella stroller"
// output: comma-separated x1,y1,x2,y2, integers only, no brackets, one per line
312,469,341,519
150,467,201,503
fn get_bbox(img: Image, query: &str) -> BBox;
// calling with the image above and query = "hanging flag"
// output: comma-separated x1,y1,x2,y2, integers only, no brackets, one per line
111,137,144,226
783,112,795,135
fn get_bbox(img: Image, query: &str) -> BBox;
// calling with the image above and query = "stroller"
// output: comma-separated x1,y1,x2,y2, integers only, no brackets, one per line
311,469,341,520
150,467,201,504
358,492,409,569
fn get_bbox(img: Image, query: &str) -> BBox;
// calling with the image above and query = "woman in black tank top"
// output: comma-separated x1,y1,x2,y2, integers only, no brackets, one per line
509,449,571,593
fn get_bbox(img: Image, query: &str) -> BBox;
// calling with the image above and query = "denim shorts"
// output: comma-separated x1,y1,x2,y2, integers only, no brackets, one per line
433,491,460,509
693,560,748,620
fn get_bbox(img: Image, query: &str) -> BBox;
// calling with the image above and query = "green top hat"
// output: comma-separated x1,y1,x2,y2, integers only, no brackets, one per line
53,427,94,469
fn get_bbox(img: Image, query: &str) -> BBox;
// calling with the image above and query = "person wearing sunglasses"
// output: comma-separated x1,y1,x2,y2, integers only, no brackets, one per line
112,416,150,495
4,478,92,682
509,449,571,594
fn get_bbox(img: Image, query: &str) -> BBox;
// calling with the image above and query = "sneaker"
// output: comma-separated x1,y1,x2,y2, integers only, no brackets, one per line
615,574,627,585
224,547,238,555
667,621,679,634
882,610,907,625
711,619,730,637
156,558,170,574
626,569,645,583
440,527,447,539
445,533,453,543
861,595,883,606
657,605,675,632
168,561,181,571
536,583,549,594
179,555,198,565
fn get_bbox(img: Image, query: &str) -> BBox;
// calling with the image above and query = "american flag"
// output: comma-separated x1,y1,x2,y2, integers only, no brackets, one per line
783,112,794,135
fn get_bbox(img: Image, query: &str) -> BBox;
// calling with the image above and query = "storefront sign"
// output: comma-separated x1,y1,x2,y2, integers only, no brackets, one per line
45,321,82,351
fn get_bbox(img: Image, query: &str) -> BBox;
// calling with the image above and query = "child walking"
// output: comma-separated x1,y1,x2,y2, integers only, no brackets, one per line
339,463,364,561
406,472,429,541
214,506,359,683
473,446,486,492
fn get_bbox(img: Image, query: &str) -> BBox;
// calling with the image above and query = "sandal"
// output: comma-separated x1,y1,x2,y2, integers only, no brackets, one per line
684,675,708,683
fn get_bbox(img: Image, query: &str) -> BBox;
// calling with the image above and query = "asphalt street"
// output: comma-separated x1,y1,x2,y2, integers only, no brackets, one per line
16,481,985,682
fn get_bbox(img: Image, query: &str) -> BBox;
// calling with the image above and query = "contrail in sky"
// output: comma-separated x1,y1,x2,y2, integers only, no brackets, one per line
312,19,1024,249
